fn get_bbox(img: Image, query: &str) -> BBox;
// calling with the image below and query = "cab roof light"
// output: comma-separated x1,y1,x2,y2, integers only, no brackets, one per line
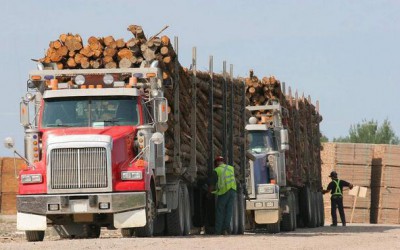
103,74,114,85
74,75,85,85
31,75,42,81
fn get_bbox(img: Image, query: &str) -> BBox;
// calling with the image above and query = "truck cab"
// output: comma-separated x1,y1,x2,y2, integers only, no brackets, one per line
10,65,169,241
245,103,291,233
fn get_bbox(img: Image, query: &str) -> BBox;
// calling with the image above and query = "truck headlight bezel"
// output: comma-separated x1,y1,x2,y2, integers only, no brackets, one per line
21,174,43,184
121,171,143,180
257,184,275,194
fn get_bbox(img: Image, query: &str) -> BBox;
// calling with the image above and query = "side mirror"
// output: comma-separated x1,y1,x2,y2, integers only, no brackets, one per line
154,97,168,123
280,129,289,151
4,137,15,149
20,101,30,127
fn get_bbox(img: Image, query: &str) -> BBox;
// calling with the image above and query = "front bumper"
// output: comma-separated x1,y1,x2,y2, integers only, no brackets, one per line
17,192,146,215
246,198,279,210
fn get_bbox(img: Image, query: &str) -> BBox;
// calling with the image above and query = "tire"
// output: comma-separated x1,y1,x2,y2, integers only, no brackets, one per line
85,224,101,238
136,189,155,237
266,222,280,234
153,214,166,236
183,185,191,236
281,191,295,232
121,228,135,237
315,192,321,227
25,230,45,242
237,191,245,234
304,187,317,228
290,192,297,231
166,183,185,236
54,224,99,239
318,192,325,226
309,191,318,228
230,194,239,234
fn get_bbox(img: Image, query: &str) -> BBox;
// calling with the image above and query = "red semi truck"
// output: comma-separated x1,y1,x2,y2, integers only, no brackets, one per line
4,43,247,241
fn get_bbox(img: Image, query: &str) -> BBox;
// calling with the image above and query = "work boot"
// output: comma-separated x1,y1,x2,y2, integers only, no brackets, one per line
330,224,337,227
342,223,346,227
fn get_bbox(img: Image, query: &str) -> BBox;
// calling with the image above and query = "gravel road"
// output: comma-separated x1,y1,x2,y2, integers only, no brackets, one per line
1,216,399,250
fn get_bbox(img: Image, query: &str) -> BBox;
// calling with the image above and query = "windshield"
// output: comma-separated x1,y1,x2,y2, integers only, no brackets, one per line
42,96,139,128
248,130,277,153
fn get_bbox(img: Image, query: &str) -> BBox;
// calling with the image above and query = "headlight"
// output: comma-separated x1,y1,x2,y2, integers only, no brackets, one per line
21,174,42,184
121,171,143,180
257,184,275,194
267,154,275,165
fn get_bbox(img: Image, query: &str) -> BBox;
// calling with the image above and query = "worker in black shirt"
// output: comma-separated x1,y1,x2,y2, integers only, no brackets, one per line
322,171,354,226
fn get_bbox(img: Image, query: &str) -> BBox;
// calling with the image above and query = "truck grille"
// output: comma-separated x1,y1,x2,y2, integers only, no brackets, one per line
50,147,108,189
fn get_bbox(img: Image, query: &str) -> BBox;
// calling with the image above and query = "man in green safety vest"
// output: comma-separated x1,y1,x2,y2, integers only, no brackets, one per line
209,156,237,235
322,171,354,227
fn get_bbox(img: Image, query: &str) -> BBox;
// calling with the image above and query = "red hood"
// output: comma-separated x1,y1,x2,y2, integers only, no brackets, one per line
42,126,136,139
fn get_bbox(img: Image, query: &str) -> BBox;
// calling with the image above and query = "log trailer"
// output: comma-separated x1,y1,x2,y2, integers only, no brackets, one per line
4,41,247,241
244,83,324,233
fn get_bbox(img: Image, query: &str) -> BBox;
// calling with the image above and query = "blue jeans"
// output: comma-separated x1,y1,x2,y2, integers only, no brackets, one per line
215,189,236,234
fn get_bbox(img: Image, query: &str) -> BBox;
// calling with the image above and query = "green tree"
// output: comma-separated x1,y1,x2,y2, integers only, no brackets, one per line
333,119,399,144
320,133,329,143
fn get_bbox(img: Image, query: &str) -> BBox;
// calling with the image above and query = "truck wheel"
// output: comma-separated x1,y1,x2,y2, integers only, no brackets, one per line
290,192,297,231
266,222,280,234
308,191,317,228
315,192,321,227
85,224,101,238
281,191,295,232
303,187,317,228
318,192,325,226
166,183,185,236
153,214,166,236
237,191,245,234
230,194,239,234
25,230,45,242
136,190,155,237
183,185,191,235
121,228,135,237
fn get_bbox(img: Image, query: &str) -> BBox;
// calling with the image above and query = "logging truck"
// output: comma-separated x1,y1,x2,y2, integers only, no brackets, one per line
4,39,248,241
244,91,324,233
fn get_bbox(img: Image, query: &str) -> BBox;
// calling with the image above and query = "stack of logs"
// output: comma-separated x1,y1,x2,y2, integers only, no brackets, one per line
163,69,246,179
38,25,246,181
39,25,176,80
245,70,323,188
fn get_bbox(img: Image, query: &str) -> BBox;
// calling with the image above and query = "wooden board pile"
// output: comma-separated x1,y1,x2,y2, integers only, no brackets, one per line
39,25,176,80
0,158,25,215
371,145,400,224
321,143,400,224
245,70,323,188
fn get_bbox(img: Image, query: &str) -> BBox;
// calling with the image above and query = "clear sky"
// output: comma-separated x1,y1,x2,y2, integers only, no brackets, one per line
0,0,399,156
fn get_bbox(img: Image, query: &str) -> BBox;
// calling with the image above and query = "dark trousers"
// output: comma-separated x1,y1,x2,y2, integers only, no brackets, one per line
215,189,236,234
331,195,346,225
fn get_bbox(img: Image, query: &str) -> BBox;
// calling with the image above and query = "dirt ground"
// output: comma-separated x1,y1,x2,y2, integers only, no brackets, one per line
1,215,399,250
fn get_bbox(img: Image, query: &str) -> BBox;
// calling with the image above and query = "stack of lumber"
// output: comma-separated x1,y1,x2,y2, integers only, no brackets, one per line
321,143,400,224
0,158,24,215
321,143,374,223
371,145,400,224
244,70,323,188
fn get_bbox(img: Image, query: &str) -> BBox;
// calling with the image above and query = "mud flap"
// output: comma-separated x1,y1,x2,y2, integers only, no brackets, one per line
255,209,279,224
17,212,47,230
114,208,146,228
